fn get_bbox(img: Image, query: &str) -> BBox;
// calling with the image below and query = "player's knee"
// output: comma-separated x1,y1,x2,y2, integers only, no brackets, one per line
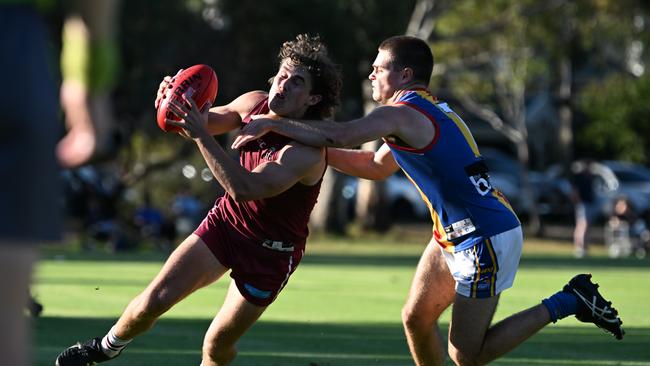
402,304,435,332
402,293,453,332
449,351,478,366
448,343,482,366
202,342,236,365
133,291,173,320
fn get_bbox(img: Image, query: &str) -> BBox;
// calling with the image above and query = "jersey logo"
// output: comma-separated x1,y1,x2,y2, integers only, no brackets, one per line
465,160,492,196
254,138,276,161
262,147,276,161
469,175,492,196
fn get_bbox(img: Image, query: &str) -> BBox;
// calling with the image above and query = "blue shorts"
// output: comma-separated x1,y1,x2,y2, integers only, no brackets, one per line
575,202,599,223
441,226,523,298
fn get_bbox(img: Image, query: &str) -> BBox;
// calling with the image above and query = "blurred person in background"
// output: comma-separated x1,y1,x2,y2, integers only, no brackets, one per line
133,192,164,241
57,0,121,167
606,195,649,258
172,187,205,237
0,1,120,365
570,159,599,258
1,7,59,365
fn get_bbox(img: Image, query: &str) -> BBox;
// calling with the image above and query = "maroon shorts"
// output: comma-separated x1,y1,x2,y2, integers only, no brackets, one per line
194,210,304,307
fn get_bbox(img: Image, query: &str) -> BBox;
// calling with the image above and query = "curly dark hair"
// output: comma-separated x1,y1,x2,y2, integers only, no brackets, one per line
275,34,342,119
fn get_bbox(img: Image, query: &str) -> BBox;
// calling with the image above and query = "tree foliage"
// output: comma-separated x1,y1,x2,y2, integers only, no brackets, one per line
578,73,650,163
93,0,415,223
48,0,649,235
419,0,648,167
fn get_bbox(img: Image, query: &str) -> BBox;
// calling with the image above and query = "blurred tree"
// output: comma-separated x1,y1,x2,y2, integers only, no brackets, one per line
528,0,649,166
71,0,648,237
401,0,648,231
97,0,417,234
409,0,548,229
416,0,647,166
215,0,416,233
107,0,231,221
578,73,650,163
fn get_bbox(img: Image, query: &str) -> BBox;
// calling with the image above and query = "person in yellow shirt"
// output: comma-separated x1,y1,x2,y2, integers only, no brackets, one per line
58,0,121,167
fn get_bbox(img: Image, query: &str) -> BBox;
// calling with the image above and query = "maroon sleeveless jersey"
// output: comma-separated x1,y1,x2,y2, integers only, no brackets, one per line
214,97,322,251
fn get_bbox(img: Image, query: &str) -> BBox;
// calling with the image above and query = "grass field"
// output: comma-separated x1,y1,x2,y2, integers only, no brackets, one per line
32,232,650,365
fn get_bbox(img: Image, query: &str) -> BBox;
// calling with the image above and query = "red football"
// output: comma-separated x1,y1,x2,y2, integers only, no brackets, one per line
156,64,218,132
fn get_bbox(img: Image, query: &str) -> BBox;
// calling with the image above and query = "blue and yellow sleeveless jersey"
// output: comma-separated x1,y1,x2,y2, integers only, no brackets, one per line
385,89,520,252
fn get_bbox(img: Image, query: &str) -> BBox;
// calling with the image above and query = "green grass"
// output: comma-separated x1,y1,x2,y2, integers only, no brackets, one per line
33,233,650,365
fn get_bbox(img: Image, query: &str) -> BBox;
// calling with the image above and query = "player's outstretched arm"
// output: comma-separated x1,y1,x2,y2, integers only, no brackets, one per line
204,90,268,136
233,106,407,149
328,143,399,181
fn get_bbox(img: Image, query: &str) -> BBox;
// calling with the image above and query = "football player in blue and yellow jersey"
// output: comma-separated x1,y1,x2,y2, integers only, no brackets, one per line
236,35,624,365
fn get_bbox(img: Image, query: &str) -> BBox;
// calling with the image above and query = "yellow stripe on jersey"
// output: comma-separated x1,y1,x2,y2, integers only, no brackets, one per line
400,167,454,250
491,189,520,224
485,238,498,297
414,90,437,104
472,245,480,297
433,103,480,157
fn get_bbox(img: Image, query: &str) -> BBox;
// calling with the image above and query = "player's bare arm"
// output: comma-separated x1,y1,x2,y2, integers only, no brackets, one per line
198,139,323,201
232,106,401,148
205,90,269,134
167,94,324,201
233,103,434,150
328,143,399,180
246,143,325,196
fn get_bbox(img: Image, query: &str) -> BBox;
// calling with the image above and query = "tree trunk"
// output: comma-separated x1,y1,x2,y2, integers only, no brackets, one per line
354,80,391,231
309,168,349,235
406,0,437,39
557,54,574,166
557,4,575,168
514,140,541,235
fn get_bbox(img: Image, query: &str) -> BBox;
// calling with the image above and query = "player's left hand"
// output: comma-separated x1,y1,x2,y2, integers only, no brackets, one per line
166,93,211,139
154,69,184,109
231,114,277,149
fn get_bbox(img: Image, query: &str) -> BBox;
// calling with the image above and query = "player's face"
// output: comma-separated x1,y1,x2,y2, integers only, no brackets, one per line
268,60,321,118
368,50,404,104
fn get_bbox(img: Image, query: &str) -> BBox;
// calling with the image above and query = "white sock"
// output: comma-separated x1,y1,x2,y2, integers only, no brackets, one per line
100,326,132,357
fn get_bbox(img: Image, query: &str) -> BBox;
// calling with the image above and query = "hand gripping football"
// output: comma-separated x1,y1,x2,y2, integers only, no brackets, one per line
156,64,218,132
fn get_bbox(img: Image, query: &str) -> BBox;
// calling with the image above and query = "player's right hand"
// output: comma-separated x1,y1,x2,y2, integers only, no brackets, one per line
165,93,211,140
154,69,184,109
232,115,277,149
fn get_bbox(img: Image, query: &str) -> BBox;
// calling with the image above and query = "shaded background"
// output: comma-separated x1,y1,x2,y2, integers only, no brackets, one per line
44,0,650,246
